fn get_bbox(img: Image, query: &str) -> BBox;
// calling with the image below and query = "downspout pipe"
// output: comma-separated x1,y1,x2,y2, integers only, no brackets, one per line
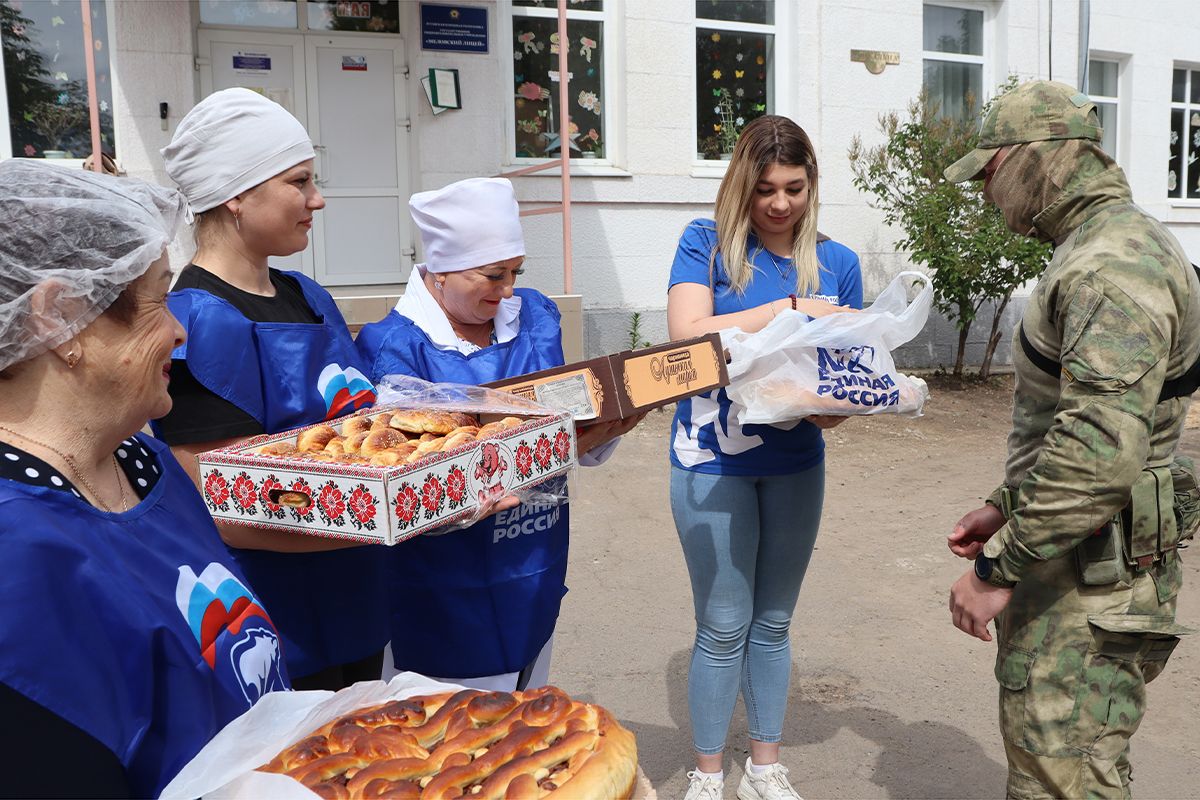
1077,0,1091,91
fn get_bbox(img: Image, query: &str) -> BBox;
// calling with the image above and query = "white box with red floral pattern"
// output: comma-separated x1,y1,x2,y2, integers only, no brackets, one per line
195,406,577,545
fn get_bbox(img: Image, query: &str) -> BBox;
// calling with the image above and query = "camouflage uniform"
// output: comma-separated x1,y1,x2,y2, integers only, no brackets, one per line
947,81,1200,799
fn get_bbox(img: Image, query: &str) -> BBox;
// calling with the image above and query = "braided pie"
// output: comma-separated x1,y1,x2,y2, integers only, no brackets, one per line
259,686,638,799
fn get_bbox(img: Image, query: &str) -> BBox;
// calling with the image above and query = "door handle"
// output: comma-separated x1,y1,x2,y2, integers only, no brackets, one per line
313,144,330,187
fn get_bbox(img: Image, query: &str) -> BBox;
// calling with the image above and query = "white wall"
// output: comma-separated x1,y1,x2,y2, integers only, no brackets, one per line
1090,0,1200,262
93,0,1200,360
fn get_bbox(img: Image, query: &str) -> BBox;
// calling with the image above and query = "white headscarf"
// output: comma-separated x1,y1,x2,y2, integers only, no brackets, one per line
161,88,315,214
409,177,525,273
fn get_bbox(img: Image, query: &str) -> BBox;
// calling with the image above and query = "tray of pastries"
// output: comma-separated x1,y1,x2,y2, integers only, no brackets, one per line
259,686,638,799
195,405,577,545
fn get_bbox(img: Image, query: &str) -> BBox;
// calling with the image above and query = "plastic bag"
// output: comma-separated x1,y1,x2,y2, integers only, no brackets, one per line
724,271,934,425
374,375,574,530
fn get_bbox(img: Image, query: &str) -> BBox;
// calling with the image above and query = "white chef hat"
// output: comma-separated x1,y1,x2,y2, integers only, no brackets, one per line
409,178,525,273
161,87,315,214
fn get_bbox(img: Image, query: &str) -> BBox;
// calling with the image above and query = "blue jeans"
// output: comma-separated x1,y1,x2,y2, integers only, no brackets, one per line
670,464,824,754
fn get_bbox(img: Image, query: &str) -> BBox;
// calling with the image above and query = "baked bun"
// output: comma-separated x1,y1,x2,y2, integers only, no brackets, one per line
259,441,298,457
449,411,480,428
323,436,347,455
361,428,407,456
477,417,523,439
370,412,393,430
442,430,477,451
298,425,338,452
390,409,460,435
341,416,373,436
343,431,370,455
259,687,638,800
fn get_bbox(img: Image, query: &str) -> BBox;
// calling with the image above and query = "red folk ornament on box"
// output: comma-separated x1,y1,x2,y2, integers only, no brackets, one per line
534,433,554,473
514,441,534,479
316,480,347,527
421,473,446,519
203,470,230,512
258,475,286,520
288,477,316,522
231,472,259,515
347,484,378,531
394,483,420,529
446,465,467,508
553,427,571,464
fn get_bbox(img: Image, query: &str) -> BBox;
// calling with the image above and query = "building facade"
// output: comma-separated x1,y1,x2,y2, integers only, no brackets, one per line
2,0,1198,365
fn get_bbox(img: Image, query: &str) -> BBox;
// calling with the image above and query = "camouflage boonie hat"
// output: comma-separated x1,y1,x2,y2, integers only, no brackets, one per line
944,80,1103,183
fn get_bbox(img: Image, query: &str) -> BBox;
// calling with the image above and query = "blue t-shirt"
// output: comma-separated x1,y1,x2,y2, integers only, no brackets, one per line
668,219,863,475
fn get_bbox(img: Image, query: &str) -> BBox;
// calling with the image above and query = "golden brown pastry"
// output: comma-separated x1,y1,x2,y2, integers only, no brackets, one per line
343,431,370,455
323,436,347,455
449,411,480,428
441,430,477,451
389,409,460,435
368,450,406,467
360,428,407,456
258,441,298,457
298,424,338,453
370,412,394,430
341,416,374,436
259,687,638,800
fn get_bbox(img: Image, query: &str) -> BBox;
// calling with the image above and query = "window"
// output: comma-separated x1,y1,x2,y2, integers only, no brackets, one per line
1086,58,1119,162
922,3,984,121
694,0,775,161
198,1,398,34
509,1,608,161
1,0,115,160
1169,65,1200,200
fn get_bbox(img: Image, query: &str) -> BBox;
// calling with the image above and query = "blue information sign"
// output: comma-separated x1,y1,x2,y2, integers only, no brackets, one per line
420,4,488,54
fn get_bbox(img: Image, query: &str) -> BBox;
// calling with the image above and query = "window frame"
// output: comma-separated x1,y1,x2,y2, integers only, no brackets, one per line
921,0,994,121
500,0,622,174
196,0,402,36
691,1,792,171
1085,54,1123,168
1169,62,1200,205
0,0,121,165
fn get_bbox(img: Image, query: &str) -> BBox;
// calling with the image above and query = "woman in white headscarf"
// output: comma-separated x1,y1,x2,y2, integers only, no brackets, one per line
356,177,639,691
157,88,388,691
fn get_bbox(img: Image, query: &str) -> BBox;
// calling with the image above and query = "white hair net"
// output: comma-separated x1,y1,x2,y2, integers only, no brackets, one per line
0,160,187,371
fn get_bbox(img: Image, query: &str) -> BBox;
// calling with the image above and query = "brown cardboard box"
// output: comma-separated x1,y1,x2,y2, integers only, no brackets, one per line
485,333,728,424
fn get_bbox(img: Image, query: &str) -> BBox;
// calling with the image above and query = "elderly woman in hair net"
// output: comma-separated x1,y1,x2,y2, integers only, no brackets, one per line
0,161,289,797
155,87,388,692
356,177,642,692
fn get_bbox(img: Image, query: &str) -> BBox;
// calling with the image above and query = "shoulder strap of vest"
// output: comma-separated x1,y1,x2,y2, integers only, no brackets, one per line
1020,264,1200,402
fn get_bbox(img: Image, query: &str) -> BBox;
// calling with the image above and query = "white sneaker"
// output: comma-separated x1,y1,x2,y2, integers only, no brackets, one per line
684,770,725,800
736,759,803,800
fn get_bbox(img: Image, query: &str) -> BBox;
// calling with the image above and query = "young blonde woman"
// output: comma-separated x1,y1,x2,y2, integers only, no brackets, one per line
666,115,862,800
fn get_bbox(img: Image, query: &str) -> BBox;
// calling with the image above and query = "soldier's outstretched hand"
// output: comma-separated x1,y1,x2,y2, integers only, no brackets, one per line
948,569,1012,642
947,504,1006,559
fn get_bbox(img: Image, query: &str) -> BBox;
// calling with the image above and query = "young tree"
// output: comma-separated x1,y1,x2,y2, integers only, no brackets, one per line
847,82,1049,378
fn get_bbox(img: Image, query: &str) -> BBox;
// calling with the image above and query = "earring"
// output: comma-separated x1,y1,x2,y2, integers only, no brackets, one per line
65,348,80,368
435,280,445,291
234,210,241,232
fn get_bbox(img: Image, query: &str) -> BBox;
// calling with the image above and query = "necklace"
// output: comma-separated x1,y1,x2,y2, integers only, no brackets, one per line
766,250,795,291
0,424,128,512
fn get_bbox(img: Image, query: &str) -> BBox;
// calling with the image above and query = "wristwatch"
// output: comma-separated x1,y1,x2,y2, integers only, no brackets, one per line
974,554,1016,588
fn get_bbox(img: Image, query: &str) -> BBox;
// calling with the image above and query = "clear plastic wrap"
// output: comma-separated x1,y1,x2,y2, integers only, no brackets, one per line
374,375,575,531
723,272,933,424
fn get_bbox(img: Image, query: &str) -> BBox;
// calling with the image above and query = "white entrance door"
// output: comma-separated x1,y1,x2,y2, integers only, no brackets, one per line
305,35,411,286
196,29,412,285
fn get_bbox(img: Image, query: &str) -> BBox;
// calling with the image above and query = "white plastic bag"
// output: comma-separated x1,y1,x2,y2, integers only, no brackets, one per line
373,375,573,525
724,271,933,425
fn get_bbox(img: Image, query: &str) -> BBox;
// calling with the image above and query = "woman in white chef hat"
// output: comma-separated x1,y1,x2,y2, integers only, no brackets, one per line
357,177,640,691
156,87,388,692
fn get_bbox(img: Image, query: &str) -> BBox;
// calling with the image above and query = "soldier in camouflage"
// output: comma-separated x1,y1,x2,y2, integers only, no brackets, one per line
943,79,1200,798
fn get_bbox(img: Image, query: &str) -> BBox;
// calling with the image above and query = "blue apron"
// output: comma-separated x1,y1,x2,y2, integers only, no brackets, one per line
357,289,571,677
164,271,388,679
0,435,289,798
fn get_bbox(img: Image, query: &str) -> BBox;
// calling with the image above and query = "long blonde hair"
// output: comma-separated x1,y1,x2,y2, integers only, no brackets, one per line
711,115,822,296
